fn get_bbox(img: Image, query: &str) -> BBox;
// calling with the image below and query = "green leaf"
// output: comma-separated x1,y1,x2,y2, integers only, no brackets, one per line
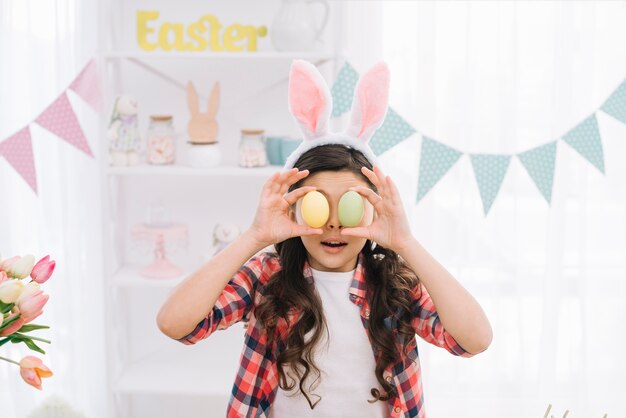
12,332,50,344
0,302,15,314
0,337,11,348
22,338,46,355
0,313,21,332
17,324,50,333
9,335,45,355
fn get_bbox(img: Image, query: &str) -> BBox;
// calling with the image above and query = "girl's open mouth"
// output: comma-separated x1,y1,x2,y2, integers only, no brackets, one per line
321,241,347,253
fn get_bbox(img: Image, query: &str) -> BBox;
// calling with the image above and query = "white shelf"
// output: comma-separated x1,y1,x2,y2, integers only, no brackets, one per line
107,162,283,177
102,50,336,61
114,339,241,396
110,266,187,288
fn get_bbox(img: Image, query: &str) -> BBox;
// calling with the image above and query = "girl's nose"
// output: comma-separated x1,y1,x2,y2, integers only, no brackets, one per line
325,205,343,229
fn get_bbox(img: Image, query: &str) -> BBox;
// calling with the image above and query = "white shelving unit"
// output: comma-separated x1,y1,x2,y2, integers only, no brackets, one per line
98,1,344,417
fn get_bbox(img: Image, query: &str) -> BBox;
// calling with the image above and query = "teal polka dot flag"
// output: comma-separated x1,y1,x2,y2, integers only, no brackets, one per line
517,141,557,204
416,137,463,203
562,113,605,174
469,154,511,216
331,62,359,118
325,62,626,215
600,78,626,124
370,108,417,156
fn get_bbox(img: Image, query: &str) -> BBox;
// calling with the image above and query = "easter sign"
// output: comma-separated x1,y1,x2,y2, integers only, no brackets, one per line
136,11,267,52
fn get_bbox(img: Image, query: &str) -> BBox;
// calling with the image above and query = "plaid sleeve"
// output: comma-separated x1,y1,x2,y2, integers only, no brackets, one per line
176,251,267,345
411,282,475,357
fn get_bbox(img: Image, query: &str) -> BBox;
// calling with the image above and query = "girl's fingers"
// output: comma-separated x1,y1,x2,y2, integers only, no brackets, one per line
361,166,386,199
340,226,369,240
386,175,401,206
349,185,384,213
296,225,323,236
262,171,282,199
280,168,310,195
281,185,317,209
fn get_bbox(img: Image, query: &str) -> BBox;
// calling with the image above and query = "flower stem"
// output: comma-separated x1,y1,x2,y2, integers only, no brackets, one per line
26,335,51,344
0,355,20,366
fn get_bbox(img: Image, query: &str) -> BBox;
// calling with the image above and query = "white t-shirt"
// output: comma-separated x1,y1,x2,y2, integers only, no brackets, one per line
269,267,388,418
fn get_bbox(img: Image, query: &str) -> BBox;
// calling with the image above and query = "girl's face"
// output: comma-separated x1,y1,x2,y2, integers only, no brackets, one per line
289,169,376,272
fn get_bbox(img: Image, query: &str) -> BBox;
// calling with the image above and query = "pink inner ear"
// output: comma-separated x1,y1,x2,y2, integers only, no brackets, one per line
290,69,325,134
357,65,388,138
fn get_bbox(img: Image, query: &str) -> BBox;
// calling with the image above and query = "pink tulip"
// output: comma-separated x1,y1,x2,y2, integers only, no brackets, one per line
0,312,25,337
19,356,53,390
30,255,55,284
17,290,48,324
0,270,8,284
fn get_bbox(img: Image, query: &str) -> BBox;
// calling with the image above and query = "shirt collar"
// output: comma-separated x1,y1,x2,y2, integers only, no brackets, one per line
303,252,367,301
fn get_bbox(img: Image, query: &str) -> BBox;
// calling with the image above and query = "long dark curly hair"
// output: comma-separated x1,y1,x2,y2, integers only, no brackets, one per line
255,144,420,409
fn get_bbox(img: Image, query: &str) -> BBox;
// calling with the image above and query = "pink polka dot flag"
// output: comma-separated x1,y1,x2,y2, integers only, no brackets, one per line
0,126,37,193
34,92,94,157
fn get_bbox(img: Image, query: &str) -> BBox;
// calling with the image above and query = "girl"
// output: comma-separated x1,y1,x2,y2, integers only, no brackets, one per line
157,60,492,418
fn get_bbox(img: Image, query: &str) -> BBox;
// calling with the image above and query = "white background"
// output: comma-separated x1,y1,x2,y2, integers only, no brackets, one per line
1,1,625,417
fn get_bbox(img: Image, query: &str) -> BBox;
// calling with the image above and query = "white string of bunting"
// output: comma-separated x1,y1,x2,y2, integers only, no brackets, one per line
0,59,101,195
331,62,624,216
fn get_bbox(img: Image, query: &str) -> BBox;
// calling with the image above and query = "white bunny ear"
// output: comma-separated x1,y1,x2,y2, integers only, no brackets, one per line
344,62,390,143
288,59,332,140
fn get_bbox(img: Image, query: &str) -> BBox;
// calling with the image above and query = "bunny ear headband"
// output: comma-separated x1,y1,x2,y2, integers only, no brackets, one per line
281,59,390,173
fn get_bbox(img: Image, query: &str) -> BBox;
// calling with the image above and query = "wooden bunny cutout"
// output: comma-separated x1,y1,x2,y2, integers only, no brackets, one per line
186,80,220,144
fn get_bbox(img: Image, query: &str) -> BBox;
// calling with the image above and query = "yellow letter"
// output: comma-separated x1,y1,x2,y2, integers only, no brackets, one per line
201,14,224,51
159,22,185,51
187,21,208,51
137,11,160,51
224,24,246,51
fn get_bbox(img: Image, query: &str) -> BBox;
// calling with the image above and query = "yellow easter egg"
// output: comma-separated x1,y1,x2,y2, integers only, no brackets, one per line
338,190,364,227
300,191,329,228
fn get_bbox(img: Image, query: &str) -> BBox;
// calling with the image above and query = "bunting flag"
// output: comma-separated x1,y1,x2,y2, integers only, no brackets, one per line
329,62,626,215
416,137,463,202
370,108,417,156
0,59,99,195
0,127,37,193
331,62,359,118
69,59,103,112
561,113,605,174
469,154,511,215
517,142,557,204
600,78,626,124
35,92,94,157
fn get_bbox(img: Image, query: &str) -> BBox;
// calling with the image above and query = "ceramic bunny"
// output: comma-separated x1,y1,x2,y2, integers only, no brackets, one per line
108,95,141,166
186,81,220,144
211,222,241,256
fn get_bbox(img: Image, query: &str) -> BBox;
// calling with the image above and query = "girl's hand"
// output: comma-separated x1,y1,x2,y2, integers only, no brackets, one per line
248,168,323,247
341,165,415,253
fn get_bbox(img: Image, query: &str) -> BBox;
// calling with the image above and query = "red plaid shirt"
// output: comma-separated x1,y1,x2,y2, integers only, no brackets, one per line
177,250,475,417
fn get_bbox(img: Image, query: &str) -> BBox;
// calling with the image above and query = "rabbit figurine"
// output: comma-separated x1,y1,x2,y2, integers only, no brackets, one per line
108,95,141,166
186,80,220,144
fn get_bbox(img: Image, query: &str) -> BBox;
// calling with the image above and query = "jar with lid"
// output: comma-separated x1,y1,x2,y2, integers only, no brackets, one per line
238,129,267,167
147,115,176,165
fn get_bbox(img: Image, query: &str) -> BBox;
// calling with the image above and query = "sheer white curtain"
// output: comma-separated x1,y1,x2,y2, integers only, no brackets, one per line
0,1,106,417
351,1,625,417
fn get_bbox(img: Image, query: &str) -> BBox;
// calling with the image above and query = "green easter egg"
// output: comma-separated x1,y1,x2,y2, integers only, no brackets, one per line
301,190,330,228
338,190,364,227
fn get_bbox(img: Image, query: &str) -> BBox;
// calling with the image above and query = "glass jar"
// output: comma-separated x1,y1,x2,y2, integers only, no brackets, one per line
238,129,267,167
147,115,176,165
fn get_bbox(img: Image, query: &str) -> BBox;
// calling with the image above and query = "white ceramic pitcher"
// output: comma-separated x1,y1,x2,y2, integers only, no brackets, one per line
270,0,329,52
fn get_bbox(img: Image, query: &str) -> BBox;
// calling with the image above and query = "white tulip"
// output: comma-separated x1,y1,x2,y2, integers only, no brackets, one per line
8,255,36,279
0,279,25,304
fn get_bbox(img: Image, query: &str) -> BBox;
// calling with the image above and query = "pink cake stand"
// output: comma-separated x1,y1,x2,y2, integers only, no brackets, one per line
131,223,188,279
